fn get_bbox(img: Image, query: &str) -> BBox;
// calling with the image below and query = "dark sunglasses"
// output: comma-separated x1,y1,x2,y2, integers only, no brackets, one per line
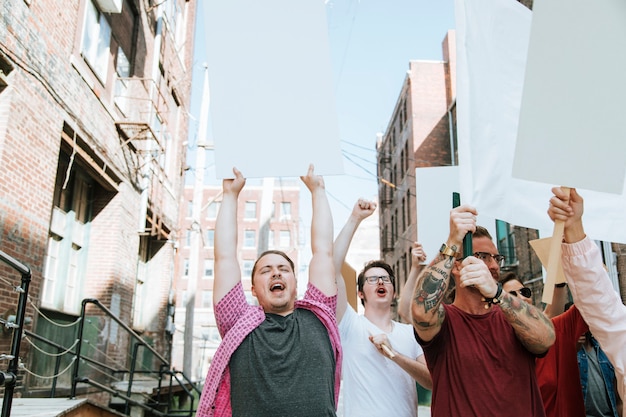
508,287,532,298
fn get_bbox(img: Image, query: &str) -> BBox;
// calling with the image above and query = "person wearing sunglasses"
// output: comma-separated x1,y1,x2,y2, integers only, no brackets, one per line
501,272,589,417
333,199,431,417
548,187,626,417
500,272,533,302
410,204,555,417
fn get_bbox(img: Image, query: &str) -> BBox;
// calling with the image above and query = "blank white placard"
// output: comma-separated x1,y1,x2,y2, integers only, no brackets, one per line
205,0,344,179
415,166,496,260
513,0,626,193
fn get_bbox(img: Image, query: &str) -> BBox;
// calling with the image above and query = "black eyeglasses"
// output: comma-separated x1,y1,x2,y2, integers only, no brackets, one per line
508,287,532,298
364,275,394,285
473,252,506,267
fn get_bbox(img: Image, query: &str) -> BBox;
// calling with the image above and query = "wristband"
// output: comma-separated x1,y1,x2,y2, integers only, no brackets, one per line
483,282,503,309
439,243,460,258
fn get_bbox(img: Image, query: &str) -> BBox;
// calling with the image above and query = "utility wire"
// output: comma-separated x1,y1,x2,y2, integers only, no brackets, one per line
342,152,378,180
341,139,377,153
342,148,377,167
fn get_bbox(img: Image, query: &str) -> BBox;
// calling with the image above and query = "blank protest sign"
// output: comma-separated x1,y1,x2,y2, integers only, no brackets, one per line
415,166,496,261
513,0,626,193
205,0,343,179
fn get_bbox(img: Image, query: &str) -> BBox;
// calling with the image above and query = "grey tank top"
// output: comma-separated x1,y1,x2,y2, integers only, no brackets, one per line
230,308,336,417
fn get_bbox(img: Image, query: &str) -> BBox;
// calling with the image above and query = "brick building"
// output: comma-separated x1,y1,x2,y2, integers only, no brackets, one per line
376,30,548,307
377,24,626,309
0,0,196,409
377,31,475,308
172,180,301,381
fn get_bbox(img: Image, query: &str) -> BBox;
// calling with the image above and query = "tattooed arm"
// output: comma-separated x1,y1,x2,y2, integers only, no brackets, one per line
498,292,556,354
411,205,476,342
411,250,457,342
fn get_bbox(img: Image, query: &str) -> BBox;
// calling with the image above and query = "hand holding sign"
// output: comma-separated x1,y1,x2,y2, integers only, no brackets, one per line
513,0,626,303
541,186,569,304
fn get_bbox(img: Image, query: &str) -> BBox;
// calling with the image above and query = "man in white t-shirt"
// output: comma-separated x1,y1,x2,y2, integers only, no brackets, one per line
334,200,432,417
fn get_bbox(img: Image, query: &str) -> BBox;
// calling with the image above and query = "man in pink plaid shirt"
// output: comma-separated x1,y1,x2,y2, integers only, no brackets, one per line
197,165,342,417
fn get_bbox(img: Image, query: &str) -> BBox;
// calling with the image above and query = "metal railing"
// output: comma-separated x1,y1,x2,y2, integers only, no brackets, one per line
68,298,201,416
0,249,31,417
0,249,200,416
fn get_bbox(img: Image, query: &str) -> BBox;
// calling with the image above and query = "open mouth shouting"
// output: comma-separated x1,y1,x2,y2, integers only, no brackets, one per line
270,281,286,292
376,286,388,297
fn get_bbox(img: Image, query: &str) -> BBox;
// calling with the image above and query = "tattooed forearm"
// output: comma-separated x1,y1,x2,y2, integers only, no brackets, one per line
499,294,556,354
411,251,454,332
410,249,456,340
413,305,445,329
414,271,448,314
430,267,449,279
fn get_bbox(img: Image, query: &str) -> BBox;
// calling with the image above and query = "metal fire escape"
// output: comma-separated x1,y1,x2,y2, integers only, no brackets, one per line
114,73,172,241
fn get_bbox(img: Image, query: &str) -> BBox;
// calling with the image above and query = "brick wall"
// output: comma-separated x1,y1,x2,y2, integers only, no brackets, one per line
0,0,196,396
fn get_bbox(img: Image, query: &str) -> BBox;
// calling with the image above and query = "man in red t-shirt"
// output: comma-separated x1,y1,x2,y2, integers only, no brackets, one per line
411,205,555,417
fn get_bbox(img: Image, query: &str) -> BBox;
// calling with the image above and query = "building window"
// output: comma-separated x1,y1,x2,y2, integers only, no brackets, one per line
243,260,254,278
183,258,189,278
113,45,131,113
244,201,257,219
268,230,275,249
187,200,193,218
203,259,214,279
185,230,192,247
244,230,256,248
401,197,407,230
279,230,290,248
403,140,410,174
405,189,411,230
201,291,213,309
163,0,185,62
80,0,112,82
496,220,517,265
206,229,215,248
206,201,220,219
280,202,291,218
42,150,94,314
391,212,397,244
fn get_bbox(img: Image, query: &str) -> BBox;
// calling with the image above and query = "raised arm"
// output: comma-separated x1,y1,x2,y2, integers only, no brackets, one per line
301,164,335,296
411,205,476,342
398,243,426,323
550,187,626,403
333,199,376,322
543,283,569,319
213,168,245,304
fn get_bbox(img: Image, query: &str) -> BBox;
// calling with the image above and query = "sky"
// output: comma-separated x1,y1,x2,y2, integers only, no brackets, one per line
187,0,456,232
